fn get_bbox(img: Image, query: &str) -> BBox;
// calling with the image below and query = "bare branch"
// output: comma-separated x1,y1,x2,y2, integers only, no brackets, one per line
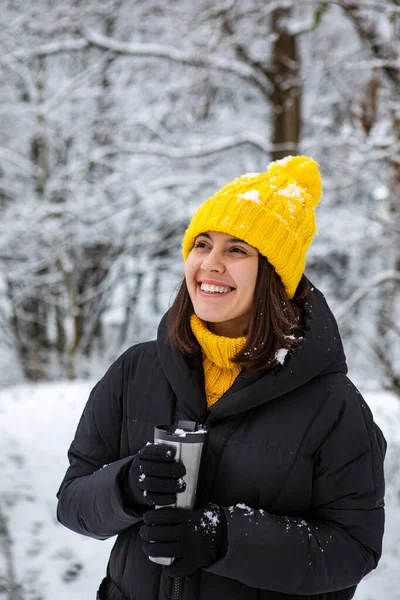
335,270,400,321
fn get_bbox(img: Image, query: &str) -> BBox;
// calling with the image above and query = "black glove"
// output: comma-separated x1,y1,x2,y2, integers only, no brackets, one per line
121,443,186,508
140,503,227,577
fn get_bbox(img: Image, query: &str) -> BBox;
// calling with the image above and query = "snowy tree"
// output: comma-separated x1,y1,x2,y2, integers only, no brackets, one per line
0,0,299,381
0,0,398,395
307,0,400,394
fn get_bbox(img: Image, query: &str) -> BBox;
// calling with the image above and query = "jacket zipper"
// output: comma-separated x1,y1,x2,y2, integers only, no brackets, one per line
172,577,182,600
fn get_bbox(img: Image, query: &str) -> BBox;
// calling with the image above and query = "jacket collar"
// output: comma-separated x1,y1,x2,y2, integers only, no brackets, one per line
156,321,209,423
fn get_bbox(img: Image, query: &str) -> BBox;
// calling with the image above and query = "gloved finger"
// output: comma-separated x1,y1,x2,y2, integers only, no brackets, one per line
164,558,195,578
139,444,177,461
141,476,186,494
141,541,180,559
139,523,180,543
140,459,186,479
143,507,187,526
142,492,177,506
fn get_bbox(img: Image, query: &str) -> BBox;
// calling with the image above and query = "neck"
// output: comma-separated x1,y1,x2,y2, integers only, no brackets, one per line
207,318,248,338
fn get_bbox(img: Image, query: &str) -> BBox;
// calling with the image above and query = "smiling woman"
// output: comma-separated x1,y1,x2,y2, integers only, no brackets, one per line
57,156,386,600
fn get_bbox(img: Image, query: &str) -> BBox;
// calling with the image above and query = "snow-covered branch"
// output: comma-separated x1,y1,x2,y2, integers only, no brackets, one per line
81,26,273,96
43,51,113,114
10,38,88,59
117,134,297,159
331,0,399,10
335,1,400,85
364,211,400,235
9,28,272,97
335,270,400,322
369,337,400,395
0,148,40,176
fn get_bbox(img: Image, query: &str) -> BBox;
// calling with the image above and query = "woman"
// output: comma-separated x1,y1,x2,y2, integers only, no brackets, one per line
57,156,386,600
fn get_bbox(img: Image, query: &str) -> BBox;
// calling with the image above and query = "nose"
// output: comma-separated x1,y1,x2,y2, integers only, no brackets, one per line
200,248,225,273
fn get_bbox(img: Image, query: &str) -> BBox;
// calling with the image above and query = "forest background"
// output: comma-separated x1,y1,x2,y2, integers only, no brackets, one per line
0,1,399,599
0,0,399,393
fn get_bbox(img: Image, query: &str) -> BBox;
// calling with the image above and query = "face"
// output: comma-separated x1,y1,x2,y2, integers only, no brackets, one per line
184,231,259,337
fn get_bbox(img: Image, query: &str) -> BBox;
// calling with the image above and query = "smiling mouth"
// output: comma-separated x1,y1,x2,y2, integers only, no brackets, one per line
198,283,235,295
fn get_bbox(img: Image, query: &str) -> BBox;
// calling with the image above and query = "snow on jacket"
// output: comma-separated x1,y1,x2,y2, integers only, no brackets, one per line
56,283,386,600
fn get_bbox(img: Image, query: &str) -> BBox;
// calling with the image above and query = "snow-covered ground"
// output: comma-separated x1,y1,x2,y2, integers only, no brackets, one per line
0,381,399,599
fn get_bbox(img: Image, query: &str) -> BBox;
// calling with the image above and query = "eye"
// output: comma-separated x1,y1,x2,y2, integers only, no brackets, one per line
230,247,247,254
194,240,209,249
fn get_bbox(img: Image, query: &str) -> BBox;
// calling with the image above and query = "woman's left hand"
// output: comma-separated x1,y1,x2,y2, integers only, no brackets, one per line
139,503,227,576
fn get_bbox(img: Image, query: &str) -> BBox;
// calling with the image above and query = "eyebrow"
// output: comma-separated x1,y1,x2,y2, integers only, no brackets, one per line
197,232,249,245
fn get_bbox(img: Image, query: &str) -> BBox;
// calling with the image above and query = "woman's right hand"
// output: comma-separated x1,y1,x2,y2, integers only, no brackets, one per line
122,443,186,508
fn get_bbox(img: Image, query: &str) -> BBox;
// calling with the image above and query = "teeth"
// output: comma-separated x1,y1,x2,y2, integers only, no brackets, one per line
200,283,231,294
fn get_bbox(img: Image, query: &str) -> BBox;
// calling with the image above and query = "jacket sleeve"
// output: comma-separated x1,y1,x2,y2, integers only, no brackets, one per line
56,350,142,540
207,386,387,595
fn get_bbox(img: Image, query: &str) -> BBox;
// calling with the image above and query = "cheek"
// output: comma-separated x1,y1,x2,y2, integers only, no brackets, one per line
184,256,197,287
248,261,259,291
235,264,258,293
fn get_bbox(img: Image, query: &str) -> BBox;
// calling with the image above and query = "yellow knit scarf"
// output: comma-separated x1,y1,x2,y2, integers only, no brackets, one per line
190,313,246,408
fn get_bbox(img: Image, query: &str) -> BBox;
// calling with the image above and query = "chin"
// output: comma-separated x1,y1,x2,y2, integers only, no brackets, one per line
194,308,231,323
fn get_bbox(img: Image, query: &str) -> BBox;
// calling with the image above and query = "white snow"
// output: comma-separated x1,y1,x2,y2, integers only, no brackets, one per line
275,348,289,365
237,189,262,203
234,503,254,516
269,156,293,167
172,428,207,436
202,509,220,528
172,428,188,436
0,381,116,600
0,383,398,599
236,503,252,511
372,185,390,201
277,182,304,199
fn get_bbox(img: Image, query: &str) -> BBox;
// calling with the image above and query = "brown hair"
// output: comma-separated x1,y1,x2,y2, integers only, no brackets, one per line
167,255,309,373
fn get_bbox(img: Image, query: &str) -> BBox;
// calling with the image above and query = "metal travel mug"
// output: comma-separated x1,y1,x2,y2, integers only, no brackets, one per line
149,420,208,565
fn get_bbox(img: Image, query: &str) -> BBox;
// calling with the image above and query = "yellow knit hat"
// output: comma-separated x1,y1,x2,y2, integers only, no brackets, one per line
182,155,322,299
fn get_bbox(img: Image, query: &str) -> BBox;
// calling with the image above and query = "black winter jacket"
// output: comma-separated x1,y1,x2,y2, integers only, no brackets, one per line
57,284,386,600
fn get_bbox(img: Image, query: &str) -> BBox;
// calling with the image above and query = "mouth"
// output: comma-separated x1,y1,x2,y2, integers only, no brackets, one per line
197,282,235,297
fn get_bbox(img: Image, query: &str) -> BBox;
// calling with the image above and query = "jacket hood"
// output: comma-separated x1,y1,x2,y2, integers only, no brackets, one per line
157,280,347,425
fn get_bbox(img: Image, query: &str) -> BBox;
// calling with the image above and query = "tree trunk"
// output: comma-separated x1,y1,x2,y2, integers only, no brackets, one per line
270,7,300,160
